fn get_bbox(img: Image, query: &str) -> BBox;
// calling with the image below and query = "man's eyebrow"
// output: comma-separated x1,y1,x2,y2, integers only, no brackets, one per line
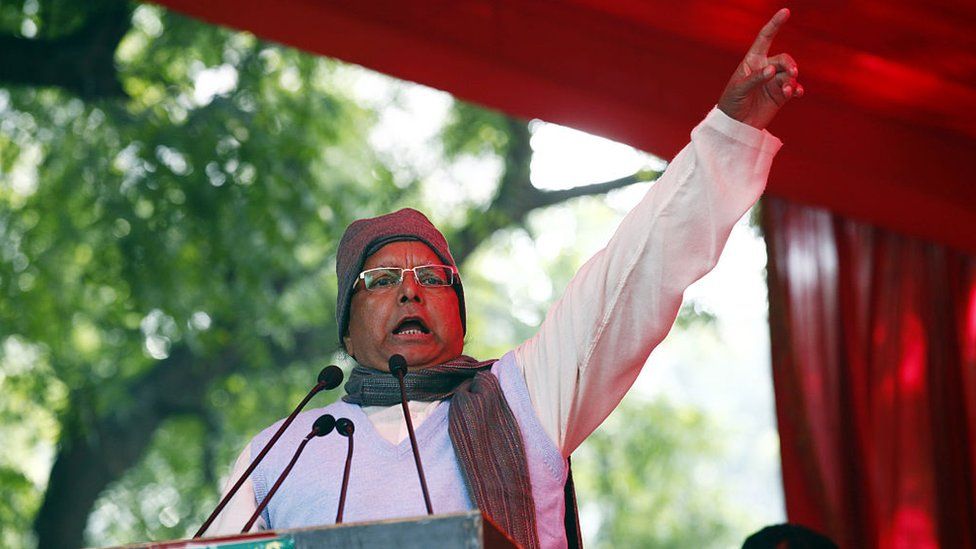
369,263,442,269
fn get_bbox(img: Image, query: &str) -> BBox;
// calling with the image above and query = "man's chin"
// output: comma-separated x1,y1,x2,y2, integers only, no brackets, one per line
400,353,440,370
375,345,434,369
396,349,460,370
377,339,462,369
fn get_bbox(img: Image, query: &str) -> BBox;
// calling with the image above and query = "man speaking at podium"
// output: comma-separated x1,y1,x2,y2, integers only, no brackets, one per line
205,9,802,548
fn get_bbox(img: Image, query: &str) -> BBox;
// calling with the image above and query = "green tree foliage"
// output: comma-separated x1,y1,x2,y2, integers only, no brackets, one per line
1,2,740,548
575,396,743,548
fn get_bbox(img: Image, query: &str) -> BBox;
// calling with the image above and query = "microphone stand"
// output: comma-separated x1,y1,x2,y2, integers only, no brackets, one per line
389,354,433,515
335,418,355,523
194,366,343,538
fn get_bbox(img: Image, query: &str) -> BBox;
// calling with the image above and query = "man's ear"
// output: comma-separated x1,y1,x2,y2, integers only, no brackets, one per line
343,335,355,359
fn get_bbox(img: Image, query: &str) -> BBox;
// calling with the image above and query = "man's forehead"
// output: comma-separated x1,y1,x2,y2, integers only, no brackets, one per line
363,240,442,268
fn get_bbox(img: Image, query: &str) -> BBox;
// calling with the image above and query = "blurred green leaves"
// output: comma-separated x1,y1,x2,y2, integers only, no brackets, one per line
576,396,742,548
441,101,512,159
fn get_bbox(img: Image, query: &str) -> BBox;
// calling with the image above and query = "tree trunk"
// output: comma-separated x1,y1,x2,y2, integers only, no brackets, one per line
35,418,162,549
0,2,132,99
34,346,230,548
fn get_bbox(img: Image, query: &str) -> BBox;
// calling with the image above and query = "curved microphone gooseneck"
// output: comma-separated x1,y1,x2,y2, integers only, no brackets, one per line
389,354,433,515
334,417,355,523
241,414,336,533
194,365,343,538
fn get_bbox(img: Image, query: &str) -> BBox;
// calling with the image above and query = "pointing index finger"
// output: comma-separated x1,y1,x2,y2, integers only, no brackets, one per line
748,8,790,57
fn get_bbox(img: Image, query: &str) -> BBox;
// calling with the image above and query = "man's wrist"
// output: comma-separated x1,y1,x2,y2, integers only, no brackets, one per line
704,106,782,152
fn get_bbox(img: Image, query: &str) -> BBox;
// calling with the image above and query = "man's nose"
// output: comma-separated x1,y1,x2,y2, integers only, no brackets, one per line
398,271,423,303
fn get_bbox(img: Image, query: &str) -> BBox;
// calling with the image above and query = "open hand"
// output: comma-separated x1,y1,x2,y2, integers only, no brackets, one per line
718,8,803,130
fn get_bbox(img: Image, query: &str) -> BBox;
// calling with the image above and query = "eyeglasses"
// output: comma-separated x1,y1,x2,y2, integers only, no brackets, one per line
356,265,458,291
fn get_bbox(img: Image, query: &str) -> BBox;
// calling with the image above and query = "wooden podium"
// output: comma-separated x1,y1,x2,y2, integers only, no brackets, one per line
116,511,518,548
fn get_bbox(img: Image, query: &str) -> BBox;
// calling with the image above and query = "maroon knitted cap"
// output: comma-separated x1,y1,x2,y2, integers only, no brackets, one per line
335,208,466,348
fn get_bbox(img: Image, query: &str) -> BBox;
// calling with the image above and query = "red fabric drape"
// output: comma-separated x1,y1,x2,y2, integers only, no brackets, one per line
763,197,976,548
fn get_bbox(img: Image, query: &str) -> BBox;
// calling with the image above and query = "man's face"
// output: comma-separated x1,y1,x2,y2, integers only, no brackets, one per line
343,241,464,372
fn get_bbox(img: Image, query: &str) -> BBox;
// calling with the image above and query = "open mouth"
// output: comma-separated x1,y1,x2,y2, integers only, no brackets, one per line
392,317,430,335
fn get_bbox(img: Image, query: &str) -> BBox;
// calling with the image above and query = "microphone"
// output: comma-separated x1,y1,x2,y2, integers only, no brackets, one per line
389,354,433,515
242,414,336,533
318,365,344,388
389,354,408,377
334,418,355,523
194,365,344,537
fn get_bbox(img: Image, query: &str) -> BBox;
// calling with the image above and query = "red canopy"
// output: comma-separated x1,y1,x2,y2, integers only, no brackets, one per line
153,0,976,252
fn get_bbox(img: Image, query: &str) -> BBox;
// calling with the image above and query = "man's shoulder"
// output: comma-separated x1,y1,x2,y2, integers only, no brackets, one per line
488,351,518,379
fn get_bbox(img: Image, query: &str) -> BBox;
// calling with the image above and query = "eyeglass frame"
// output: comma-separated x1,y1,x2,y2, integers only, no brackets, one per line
354,264,460,292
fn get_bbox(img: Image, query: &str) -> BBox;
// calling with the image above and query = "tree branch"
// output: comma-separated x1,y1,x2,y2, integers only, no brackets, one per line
450,116,659,266
533,170,660,209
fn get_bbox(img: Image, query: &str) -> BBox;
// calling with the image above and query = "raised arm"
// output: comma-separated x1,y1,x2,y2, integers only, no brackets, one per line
514,8,802,455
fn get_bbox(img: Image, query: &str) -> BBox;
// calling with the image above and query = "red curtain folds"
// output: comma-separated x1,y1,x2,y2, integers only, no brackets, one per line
763,197,976,548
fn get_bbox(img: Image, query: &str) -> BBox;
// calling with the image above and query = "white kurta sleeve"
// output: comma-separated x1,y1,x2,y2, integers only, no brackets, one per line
201,446,265,536
514,107,782,455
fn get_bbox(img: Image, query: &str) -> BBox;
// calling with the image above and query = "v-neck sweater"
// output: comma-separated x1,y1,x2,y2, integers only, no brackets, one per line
249,353,569,547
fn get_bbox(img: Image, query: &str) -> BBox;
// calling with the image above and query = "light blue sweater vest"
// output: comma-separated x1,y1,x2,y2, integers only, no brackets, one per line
250,351,569,548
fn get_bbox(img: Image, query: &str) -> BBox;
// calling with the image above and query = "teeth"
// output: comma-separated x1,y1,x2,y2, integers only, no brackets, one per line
399,329,423,335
